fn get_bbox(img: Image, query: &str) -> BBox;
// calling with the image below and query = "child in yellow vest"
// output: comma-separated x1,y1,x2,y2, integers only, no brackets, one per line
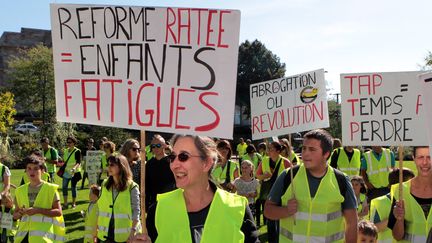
351,175,369,219
83,185,100,243
0,193,18,243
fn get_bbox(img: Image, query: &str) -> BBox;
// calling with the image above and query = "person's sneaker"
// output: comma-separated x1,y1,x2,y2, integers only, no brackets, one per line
62,204,68,210
72,204,76,209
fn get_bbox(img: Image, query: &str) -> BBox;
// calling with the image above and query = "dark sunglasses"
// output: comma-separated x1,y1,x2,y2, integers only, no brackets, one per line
168,152,201,163
150,144,162,149
131,147,141,152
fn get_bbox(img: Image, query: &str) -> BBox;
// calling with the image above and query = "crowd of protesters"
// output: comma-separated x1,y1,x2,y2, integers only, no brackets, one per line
0,129,431,243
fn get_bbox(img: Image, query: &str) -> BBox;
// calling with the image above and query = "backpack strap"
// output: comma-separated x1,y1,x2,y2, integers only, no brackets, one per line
282,165,347,197
282,165,301,193
333,168,347,197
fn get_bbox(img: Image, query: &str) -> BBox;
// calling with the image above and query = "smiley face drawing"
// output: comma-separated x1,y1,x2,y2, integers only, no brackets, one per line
300,86,318,103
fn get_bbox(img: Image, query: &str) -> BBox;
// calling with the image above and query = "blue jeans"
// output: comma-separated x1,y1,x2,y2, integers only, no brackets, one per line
62,176,78,198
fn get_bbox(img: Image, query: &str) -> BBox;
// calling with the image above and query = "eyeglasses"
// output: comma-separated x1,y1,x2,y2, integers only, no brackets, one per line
131,147,141,152
150,144,162,149
168,152,201,163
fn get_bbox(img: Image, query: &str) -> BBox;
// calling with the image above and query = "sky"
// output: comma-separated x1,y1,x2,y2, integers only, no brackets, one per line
1,0,431,98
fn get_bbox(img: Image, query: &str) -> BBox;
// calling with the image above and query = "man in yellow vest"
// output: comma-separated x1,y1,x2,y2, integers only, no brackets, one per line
264,129,358,242
40,137,59,183
330,146,361,177
361,146,395,202
369,168,414,243
236,138,248,157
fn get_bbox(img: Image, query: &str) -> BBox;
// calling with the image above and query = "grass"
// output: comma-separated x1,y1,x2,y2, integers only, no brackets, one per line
10,169,89,242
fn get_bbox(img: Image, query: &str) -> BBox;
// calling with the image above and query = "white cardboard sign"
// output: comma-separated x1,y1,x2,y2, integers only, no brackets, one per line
250,69,329,140
50,4,241,138
341,71,427,146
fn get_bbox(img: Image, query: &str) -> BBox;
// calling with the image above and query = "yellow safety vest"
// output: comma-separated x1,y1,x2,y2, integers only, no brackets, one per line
280,165,345,243
288,151,300,165
63,147,81,173
15,182,65,243
212,160,238,184
369,195,394,243
391,181,432,242
237,143,248,157
155,187,247,243
365,149,392,188
335,148,361,177
262,155,286,181
43,146,57,173
97,180,137,242
84,202,98,243
241,153,261,172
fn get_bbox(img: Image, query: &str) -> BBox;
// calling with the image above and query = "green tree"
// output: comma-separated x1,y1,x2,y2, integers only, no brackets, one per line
327,99,342,140
236,40,286,118
0,92,16,134
425,51,432,68
6,44,55,125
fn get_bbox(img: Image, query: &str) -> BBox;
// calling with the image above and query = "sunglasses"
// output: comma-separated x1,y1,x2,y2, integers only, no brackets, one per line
150,144,162,149
66,141,73,144
168,152,201,163
131,147,141,152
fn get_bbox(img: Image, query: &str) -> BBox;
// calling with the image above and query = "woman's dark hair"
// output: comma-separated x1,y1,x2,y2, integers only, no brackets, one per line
119,139,139,160
269,141,283,153
105,155,133,192
104,141,116,154
351,175,367,194
217,140,232,160
67,136,77,144
246,144,256,154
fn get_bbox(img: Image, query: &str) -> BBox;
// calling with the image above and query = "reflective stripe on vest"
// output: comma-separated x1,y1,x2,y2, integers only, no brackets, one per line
365,149,391,188
155,187,247,243
16,230,66,242
336,148,361,176
279,165,345,243
97,180,136,242
391,181,432,243
280,227,344,243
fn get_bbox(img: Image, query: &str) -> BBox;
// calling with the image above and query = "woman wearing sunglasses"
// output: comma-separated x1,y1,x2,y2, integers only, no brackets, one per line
97,155,140,243
143,135,259,243
120,139,142,186
61,136,82,209
145,135,176,211
212,140,239,192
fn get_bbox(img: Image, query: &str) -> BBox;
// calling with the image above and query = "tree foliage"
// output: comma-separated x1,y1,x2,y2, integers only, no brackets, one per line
425,51,432,68
236,40,286,117
6,44,55,122
0,92,16,134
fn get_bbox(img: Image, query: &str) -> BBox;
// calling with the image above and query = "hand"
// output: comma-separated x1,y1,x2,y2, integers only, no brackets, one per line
127,232,136,243
22,207,38,216
132,233,152,243
393,200,405,220
286,199,298,216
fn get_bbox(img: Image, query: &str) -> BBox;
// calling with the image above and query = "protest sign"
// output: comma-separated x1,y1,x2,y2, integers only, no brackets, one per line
419,72,432,159
341,71,427,146
50,4,241,139
86,150,104,185
250,69,329,140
